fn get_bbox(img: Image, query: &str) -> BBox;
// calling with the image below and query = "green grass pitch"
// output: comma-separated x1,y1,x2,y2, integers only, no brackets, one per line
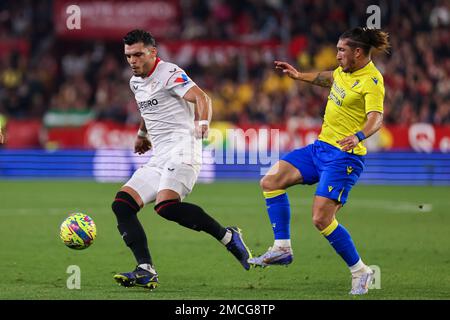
0,180,449,300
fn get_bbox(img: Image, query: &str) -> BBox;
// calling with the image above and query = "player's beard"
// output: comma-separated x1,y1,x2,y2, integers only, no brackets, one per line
135,61,152,78
342,57,356,73
131,65,141,76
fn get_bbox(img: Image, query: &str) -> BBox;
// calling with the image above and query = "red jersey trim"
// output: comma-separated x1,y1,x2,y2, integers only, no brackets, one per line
147,57,161,77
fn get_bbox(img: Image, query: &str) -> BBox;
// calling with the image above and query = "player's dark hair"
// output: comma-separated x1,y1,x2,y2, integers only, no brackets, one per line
123,29,156,47
340,27,390,55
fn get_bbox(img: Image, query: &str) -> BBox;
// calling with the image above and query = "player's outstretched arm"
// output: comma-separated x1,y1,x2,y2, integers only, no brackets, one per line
0,130,4,144
183,85,212,139
134,117,151,154
274,61,333,88
337,111,383,152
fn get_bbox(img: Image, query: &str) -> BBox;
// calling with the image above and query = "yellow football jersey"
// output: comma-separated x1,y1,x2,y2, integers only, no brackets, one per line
318,61,384,155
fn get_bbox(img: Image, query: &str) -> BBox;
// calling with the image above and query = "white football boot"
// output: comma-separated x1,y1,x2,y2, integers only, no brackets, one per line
349,265,374,295
248,246,293,267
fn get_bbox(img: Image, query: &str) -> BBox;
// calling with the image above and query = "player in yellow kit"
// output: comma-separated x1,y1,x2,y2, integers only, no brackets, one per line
249,27,390,295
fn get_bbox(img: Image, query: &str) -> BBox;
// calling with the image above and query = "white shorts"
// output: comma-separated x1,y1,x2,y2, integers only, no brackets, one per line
124,160,201,205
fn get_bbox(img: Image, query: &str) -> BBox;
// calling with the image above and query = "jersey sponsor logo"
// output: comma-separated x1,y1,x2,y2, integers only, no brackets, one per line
328,186,334,192
174,73,189,86
332,82,346,99
371,77,378,85
137,99,159,112
347,166,353,175
328,91,343,106
328,82,346,107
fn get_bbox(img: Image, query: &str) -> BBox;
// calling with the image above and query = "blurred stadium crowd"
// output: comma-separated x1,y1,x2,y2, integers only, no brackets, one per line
0,0,449,131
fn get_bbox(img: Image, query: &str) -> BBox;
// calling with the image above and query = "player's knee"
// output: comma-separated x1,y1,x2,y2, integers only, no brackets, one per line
259,176,268,190
154,199,181,221
260,175,278,191
312,214,329,231
312,208,333,231
312,204,329,230
112,191,140,218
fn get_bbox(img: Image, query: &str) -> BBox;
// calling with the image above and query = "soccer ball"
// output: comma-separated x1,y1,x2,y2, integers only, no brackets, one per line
60,213,97,250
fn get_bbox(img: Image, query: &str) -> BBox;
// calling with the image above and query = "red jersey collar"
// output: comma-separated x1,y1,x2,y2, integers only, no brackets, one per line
147,57,161,77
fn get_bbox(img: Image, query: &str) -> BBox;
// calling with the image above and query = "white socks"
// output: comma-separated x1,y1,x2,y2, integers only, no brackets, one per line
138,263,157,274
273,239,291,250
349,259,368,274
220,229,232,245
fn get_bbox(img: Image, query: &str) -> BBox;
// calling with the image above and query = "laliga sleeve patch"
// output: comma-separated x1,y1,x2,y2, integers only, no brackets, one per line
174,73,189,85
165,70,196,97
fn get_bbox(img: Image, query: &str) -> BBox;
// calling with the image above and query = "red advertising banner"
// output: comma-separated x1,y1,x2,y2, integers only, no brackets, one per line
83,121,138,149
0,39,30,58
53,0,180,40
385,123,450,153
3,119,42,148
230,123,450,153
45,121,137,149
4,120,450,153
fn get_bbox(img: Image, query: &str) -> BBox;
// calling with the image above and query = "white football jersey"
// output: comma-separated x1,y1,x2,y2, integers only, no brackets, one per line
130,58,202,165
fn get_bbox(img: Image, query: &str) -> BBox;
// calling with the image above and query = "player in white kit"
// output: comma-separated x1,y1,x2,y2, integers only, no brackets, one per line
112,30,252,289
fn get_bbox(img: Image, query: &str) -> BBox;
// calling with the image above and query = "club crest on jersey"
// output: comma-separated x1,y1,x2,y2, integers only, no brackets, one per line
150,80,160,90
174,73,189,86
346,166,354,175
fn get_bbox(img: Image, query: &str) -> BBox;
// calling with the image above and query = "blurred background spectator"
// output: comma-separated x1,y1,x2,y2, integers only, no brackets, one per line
0,0,448,134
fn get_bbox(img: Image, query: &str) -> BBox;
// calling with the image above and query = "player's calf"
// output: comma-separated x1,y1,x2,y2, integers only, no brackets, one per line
112,191,153,265
155,200,253,270
155,199,227,239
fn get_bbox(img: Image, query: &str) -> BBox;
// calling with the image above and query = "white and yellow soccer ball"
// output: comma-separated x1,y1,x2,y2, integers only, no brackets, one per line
60,213,97,250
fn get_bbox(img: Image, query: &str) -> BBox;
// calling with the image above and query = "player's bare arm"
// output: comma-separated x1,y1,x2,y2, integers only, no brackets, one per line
274,60,333,88
337,111,383,152
0,128,4,144
134,117,151,154
183,85,212,139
